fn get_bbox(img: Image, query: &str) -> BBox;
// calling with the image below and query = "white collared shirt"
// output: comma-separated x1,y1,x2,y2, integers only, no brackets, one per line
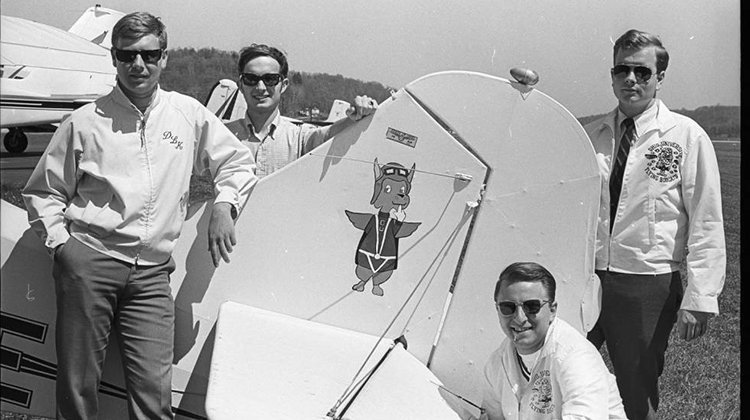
225,110,333,178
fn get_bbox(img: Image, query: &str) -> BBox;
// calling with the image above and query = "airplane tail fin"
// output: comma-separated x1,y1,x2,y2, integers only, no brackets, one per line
324,99,352,122
204,79,246,122
68,5,126,49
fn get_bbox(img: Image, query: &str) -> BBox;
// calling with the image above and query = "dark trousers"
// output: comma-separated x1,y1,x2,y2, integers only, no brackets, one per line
587,270,682,420
53,237,176,419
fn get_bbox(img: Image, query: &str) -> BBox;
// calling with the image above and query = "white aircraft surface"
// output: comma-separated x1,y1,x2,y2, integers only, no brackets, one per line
1,70,602,419
0,5,124,153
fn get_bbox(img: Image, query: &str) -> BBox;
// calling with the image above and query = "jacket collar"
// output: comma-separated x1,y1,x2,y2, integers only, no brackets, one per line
112,83,163,115
537,317,559,360
599,99,677,138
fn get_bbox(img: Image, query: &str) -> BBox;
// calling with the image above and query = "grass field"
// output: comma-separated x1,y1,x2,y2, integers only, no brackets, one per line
654,141,741,419
1,141,740,419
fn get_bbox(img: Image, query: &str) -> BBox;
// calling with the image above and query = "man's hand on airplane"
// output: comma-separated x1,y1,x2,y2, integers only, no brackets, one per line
347,95,379,121
208,202,237,267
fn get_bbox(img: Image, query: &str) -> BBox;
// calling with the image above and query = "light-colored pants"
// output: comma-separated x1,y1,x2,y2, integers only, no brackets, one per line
53,237,175,419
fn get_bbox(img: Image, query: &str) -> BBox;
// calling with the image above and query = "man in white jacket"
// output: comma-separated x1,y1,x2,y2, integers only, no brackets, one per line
22,12,257,419
584,29,725,420
479,262,626,419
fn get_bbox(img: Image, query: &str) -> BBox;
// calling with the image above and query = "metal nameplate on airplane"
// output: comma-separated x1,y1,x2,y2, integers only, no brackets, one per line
385,127,418,148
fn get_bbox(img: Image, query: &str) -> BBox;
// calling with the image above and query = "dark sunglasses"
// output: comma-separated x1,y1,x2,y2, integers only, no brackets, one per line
496,299,551,316
611,64,653,82
240,73,283,87
113,49,163,64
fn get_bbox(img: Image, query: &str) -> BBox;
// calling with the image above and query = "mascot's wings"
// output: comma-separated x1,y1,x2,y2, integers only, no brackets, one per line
345,210,373,230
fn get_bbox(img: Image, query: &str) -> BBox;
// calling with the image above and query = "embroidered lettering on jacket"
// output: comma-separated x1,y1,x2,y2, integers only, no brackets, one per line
644,141,682,182
529,369,555,414
162,130,184,150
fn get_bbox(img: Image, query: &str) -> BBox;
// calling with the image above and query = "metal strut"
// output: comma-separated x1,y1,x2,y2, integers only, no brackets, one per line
326,336,408,419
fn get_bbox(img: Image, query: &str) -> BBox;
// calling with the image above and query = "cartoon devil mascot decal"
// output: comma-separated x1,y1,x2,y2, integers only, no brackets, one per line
345,159,421,296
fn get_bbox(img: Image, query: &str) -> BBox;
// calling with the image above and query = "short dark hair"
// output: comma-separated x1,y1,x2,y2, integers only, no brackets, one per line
613,29,669,73
237,44,289,77
494,262,556,302
111,12,167,50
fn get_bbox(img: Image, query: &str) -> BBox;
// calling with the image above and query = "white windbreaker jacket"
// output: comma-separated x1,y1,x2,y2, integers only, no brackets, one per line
23,85,257,265
584,100,725,314
480,318,626,420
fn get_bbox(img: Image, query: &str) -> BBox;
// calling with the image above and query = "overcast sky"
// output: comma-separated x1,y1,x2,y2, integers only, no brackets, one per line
2,0,740,117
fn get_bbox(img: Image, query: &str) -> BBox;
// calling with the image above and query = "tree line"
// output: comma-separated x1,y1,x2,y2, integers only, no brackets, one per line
160,47,393,120
161,47,739,137
577,105,740,139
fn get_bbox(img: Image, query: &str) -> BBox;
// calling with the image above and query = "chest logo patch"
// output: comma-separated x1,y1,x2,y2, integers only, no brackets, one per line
529,369,555,414
162,130,184,150
644,141,682,182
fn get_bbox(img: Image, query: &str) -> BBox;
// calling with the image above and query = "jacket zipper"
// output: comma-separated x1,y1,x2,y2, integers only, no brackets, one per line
137,110,154,259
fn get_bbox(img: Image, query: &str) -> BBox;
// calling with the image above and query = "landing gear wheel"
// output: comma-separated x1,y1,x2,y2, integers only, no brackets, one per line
4,128,28,153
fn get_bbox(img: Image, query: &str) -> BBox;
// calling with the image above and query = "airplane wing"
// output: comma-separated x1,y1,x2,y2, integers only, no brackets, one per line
0,8,121,140
205,301,466,419
0,15,114,77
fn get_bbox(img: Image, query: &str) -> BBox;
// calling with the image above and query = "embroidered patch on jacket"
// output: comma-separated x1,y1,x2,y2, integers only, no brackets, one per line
644,141,682,182
162,130,184,150
529,369,555,414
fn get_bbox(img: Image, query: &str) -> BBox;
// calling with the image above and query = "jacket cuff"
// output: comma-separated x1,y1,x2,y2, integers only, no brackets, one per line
680,293,719,314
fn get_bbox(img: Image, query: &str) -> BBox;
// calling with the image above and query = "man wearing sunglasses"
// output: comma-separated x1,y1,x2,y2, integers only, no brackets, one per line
583,29,725,420
225,44,379,178
23,12,257,419
478,262,626,419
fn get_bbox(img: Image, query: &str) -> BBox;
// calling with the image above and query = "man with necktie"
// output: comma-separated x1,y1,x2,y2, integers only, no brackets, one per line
583,29,725,420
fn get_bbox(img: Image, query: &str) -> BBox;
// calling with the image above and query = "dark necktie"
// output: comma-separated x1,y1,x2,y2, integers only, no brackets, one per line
609,117,635,231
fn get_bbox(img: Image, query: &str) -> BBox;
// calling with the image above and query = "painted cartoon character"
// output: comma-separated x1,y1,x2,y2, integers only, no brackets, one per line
345,159,421,296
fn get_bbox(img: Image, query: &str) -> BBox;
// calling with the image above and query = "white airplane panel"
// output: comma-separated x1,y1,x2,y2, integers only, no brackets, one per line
205,301,462,419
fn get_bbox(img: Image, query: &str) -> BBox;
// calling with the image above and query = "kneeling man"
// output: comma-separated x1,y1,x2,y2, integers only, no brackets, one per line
479,262,627,419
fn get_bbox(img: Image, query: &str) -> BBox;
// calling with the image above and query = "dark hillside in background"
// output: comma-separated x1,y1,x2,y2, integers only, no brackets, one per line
577,105,740,139
160,47,392,121
161,48,739,136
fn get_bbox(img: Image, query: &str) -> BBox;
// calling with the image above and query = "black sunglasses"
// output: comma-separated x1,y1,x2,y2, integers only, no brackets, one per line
113,49,163,64
240,73,283,87
496,299,552,316
611,64,653,83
